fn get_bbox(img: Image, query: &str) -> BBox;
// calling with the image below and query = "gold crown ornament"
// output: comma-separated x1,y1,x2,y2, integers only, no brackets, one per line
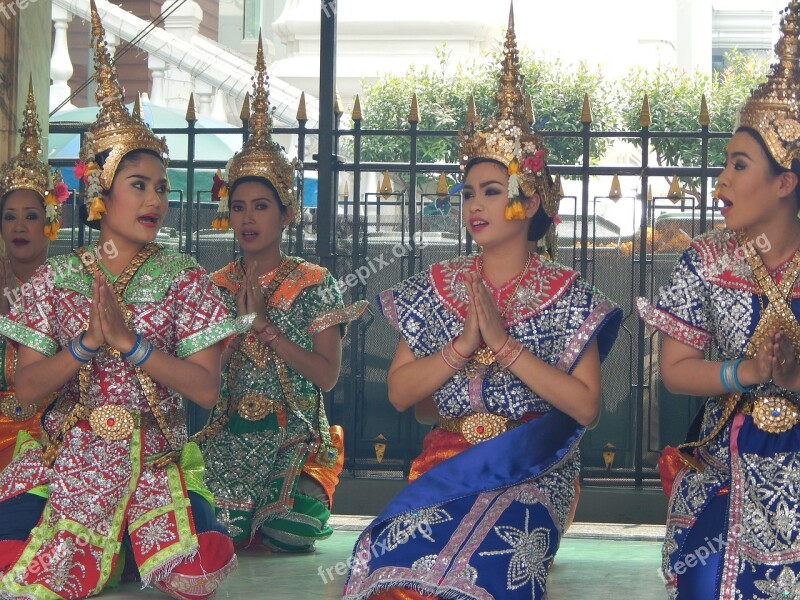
76,0,168,223
0,76,69,240
458,4,559,221
212,33,300,230
737,0,800,169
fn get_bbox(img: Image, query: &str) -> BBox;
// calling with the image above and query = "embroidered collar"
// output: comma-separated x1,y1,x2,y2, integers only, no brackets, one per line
429,253,578,326
211,256,328,311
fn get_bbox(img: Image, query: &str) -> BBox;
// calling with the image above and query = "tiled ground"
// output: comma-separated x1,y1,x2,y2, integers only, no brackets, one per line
101,520,668,599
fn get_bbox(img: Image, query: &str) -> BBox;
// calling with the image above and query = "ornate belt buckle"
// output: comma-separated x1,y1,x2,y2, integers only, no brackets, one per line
89,405,135,441
473,347,495,366
0,394,37,422
461,413,509,445
750,395,800,434
237,394,272,421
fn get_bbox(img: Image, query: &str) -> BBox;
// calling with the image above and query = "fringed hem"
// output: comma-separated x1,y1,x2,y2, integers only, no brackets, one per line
344,580,480,600
250,506,291,541
140,546,199,588
152,554,238,600
0,592,38,600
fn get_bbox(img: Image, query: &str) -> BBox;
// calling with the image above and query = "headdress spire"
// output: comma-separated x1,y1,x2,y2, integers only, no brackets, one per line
0,76,48,199
496,2,525,123
737,0,800,168
458,3,560,219
0,77,69,239
248,33,272,142
80,0,167,218
221,31,300,227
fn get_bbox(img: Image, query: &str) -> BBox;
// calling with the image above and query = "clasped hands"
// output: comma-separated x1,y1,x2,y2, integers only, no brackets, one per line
235,262,277,338
741,330,800,391
83,272,136,354
452,272,510,357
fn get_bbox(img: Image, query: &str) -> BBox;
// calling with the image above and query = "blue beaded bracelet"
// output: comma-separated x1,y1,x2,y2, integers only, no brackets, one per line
720,360,733,393
731,359,753,393
123,333,143,359
720,358,752,394
68,338,91,363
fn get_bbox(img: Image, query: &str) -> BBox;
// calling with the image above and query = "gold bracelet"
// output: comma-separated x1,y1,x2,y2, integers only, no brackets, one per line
497,337,524,369
441,339,470,370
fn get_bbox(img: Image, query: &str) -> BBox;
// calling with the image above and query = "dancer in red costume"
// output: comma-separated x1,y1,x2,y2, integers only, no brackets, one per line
0,80,61,471
0,3,243,598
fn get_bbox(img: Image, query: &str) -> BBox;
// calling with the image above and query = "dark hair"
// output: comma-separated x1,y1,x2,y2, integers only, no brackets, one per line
736,127,800,204
80,149,166,230
228,176,288,215
463,157,554,242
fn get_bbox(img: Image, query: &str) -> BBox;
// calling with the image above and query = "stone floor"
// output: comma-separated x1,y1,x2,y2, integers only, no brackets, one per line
101,519,668,599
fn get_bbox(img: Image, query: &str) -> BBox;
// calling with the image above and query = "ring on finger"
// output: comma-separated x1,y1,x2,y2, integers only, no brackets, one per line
780,358,787,366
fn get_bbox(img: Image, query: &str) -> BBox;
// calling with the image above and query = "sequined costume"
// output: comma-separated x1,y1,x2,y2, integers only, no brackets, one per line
0,246,241,600
343,253,621,599
201,257,366,551
637,228,800,599
0,335,43,471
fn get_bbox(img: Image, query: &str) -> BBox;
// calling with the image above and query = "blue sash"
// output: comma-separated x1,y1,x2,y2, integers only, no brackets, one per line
367,408,583,529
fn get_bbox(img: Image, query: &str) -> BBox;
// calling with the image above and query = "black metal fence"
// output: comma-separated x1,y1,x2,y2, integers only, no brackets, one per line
48,97,728,488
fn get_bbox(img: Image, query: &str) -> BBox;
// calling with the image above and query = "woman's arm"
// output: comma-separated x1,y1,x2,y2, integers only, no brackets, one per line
137,344,221,408
15,345,84,406
269,325,342,392
506,339,602,427
660,334,771,396
387,340,461,412
17,342,223,410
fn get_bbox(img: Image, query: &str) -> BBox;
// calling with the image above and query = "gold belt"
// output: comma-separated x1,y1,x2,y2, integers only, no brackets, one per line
439,413,522,445
741,395,800,434
237,394,280,421
87,405,136,441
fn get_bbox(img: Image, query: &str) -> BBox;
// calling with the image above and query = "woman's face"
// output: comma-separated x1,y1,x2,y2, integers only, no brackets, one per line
462,161,536,249
1,189,49,265
717,131,793,232
101,152,169,246
229,180,292,257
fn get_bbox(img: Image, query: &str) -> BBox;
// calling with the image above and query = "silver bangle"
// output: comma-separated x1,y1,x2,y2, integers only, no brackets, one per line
126,336,153,366
70,333,97,362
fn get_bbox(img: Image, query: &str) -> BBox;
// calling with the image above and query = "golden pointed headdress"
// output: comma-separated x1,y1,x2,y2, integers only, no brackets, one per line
0,76,50,201
458,4,559,218
0,77,69,240
225,33,299,223
80,0,168,201
737,0,800,169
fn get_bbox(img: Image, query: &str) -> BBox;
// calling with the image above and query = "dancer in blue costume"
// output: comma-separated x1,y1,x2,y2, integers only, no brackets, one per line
343,7,622,600
637,2,800,597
